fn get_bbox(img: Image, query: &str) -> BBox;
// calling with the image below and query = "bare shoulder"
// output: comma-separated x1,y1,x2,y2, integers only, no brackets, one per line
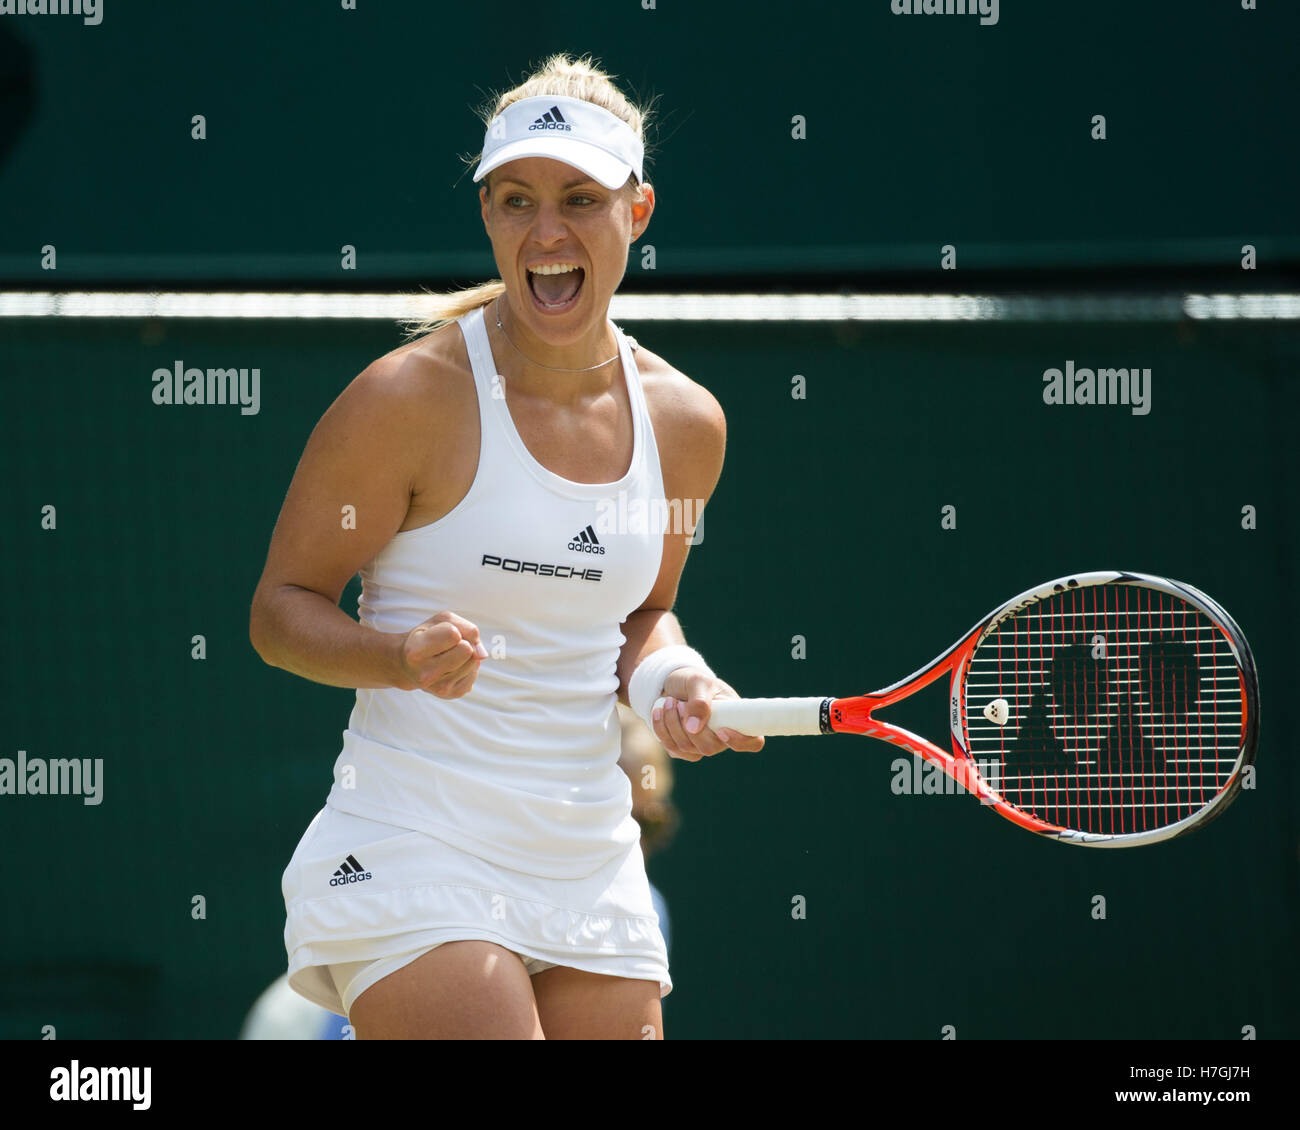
634,343,728,449
304,320,477,530
633,343,727,497
342,321,473,418
339,321,479,527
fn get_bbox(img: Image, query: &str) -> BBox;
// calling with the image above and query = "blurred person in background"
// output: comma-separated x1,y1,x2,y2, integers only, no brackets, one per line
616,704,679,954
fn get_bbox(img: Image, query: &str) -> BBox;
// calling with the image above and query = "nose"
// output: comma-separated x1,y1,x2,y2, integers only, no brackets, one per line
529,198,570,244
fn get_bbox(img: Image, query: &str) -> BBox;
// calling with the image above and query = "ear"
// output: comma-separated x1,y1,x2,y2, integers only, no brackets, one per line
630,182,655,238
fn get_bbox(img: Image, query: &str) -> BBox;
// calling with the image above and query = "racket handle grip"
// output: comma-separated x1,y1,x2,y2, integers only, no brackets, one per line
651,696,829,737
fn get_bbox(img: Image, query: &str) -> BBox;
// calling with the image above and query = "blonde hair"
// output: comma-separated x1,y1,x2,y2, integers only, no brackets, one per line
402,54,656,341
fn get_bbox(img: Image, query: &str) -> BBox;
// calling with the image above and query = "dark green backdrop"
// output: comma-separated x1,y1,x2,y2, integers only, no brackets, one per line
2,0,1297,1042
1,0,1298,282
2,311,1296,1038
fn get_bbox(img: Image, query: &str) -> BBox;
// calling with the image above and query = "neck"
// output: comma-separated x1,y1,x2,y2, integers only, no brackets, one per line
491,296,621,400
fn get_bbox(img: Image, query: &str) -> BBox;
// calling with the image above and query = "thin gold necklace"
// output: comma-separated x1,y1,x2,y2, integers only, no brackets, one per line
493,297,620,372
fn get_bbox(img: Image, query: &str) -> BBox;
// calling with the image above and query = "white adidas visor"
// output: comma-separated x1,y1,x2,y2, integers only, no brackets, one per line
473,95,644,191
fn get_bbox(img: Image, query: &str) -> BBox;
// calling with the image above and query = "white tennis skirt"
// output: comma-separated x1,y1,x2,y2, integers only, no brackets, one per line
282,804,672,1017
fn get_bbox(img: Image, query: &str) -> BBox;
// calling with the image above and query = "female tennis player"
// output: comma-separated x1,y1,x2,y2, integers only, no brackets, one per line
250,54,761,1040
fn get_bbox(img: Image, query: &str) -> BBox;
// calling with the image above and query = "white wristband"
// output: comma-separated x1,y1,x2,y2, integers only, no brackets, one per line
628,645,713,730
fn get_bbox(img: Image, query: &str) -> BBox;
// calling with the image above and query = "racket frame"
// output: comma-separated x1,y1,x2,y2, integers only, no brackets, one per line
705,571,1259,847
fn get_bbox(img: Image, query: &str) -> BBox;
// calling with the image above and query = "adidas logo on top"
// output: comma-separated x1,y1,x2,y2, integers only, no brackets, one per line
329,854,372,886
568,524,605,555
529,106,571,132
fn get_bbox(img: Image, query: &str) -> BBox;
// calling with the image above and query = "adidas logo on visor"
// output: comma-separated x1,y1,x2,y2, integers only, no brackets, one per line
529,105,571,132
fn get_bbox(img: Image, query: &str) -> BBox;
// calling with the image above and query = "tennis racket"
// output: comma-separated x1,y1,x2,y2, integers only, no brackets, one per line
659,572,1258,846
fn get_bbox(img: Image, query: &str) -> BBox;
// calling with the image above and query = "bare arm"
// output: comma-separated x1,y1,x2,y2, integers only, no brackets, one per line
249,352,485,696
253,586,408,689
616,607,685,698
617,364,763,760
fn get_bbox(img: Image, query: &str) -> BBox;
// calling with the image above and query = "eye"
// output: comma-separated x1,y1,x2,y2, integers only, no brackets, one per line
570,194,597,206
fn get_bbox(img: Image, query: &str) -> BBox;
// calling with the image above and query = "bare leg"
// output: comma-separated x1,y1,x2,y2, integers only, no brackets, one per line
531,966,663,1040
349,941,544,1039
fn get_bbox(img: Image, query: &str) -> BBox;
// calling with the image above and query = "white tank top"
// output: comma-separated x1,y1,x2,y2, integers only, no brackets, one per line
325,304,665,878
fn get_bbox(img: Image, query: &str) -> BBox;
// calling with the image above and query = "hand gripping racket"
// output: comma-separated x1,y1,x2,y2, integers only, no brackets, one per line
660,572,1258,846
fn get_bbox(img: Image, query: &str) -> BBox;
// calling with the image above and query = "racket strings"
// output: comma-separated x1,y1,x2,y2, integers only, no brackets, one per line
963,583,1243,836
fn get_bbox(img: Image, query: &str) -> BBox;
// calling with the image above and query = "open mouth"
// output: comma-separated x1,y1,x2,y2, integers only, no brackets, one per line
527,265,585,312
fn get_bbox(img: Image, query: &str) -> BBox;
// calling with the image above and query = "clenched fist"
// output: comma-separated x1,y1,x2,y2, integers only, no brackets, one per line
394,611,489,698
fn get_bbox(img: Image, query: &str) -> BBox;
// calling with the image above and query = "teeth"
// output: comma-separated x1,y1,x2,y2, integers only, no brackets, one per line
530,264,580,275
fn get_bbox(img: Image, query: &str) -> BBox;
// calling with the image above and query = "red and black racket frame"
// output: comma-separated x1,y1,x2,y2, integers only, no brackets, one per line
819,572,1259,846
